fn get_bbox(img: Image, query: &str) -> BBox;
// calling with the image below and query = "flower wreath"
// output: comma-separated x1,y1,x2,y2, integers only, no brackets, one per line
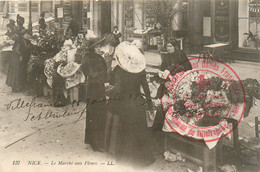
165,70,232,127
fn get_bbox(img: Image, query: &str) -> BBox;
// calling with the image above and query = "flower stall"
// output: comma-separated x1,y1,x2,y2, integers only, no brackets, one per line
27,26,65,98
147,66,260,171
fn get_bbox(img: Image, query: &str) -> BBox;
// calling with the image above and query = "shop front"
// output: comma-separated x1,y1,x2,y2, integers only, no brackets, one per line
190,0,259,61
235,0,260,61
110,0,189,52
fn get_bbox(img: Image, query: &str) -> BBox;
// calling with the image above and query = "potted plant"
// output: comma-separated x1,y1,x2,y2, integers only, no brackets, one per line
243,31,259,48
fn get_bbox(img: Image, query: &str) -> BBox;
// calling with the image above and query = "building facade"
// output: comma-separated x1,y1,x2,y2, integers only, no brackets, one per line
0,0,55,31
0,0,259,61
188,0,259,60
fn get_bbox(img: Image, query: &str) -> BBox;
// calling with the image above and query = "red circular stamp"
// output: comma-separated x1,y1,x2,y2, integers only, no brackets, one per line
160,57,246,143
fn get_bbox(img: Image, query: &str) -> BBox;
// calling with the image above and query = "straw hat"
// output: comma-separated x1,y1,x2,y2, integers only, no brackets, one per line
114,41,146,73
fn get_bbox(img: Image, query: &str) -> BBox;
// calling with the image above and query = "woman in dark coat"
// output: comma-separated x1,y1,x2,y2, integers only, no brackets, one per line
157,38,192,100
6,29,31,92
81,38,108,152
16,14,25,34
107,43,154,167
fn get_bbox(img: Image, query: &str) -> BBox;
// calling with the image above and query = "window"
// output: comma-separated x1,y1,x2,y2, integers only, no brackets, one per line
18,3,27,12
145,2,157,28
82,2,90,29
9,2,15,13
41,1,53,13
238,0,260,50
125,1,134,28
31,3,38,12
0,2,5,12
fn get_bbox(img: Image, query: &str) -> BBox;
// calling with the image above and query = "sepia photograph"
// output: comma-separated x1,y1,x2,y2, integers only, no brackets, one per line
0,0,259,171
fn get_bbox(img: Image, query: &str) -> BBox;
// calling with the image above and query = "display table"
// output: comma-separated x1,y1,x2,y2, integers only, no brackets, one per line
204,43,230,62
164,132,218,172
164,119,241,172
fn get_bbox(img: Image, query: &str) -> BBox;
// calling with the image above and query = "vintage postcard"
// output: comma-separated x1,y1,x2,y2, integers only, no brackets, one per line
0,0,259,172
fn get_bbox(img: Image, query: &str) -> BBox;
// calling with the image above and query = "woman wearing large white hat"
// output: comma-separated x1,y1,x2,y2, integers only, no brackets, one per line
106,41,155,166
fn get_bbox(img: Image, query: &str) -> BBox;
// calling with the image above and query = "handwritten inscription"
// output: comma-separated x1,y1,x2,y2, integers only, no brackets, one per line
4,97,86,122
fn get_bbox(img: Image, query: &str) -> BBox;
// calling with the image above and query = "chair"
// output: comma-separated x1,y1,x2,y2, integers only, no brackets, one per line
197,40,214,64
197,41,209,60
239,117,260,171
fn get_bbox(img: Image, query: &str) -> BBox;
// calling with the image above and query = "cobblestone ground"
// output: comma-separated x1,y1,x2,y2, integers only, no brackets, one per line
0,52,259,172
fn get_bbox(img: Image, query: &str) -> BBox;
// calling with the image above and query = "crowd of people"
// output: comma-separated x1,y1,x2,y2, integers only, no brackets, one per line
1,13,193,168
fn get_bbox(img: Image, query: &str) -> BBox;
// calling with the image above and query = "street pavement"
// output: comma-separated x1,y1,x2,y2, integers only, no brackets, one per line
0,51,259,172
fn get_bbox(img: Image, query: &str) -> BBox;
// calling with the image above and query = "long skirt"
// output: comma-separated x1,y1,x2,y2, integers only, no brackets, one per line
107,96,155,166
85,82,107,151
6,52,28,92
104,110,119,154
0,51,12,74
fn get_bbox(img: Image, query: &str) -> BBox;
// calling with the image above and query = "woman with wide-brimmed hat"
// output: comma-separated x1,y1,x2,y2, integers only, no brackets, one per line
80,37,108,152
107,41,155,167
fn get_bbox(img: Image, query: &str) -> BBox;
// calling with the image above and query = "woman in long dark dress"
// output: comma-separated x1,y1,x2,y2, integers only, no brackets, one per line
81,38,108,152
107,43,154,167
6,29,31,92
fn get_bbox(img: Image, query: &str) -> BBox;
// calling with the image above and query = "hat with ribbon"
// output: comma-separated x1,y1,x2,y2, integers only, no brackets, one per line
114,41,146,73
